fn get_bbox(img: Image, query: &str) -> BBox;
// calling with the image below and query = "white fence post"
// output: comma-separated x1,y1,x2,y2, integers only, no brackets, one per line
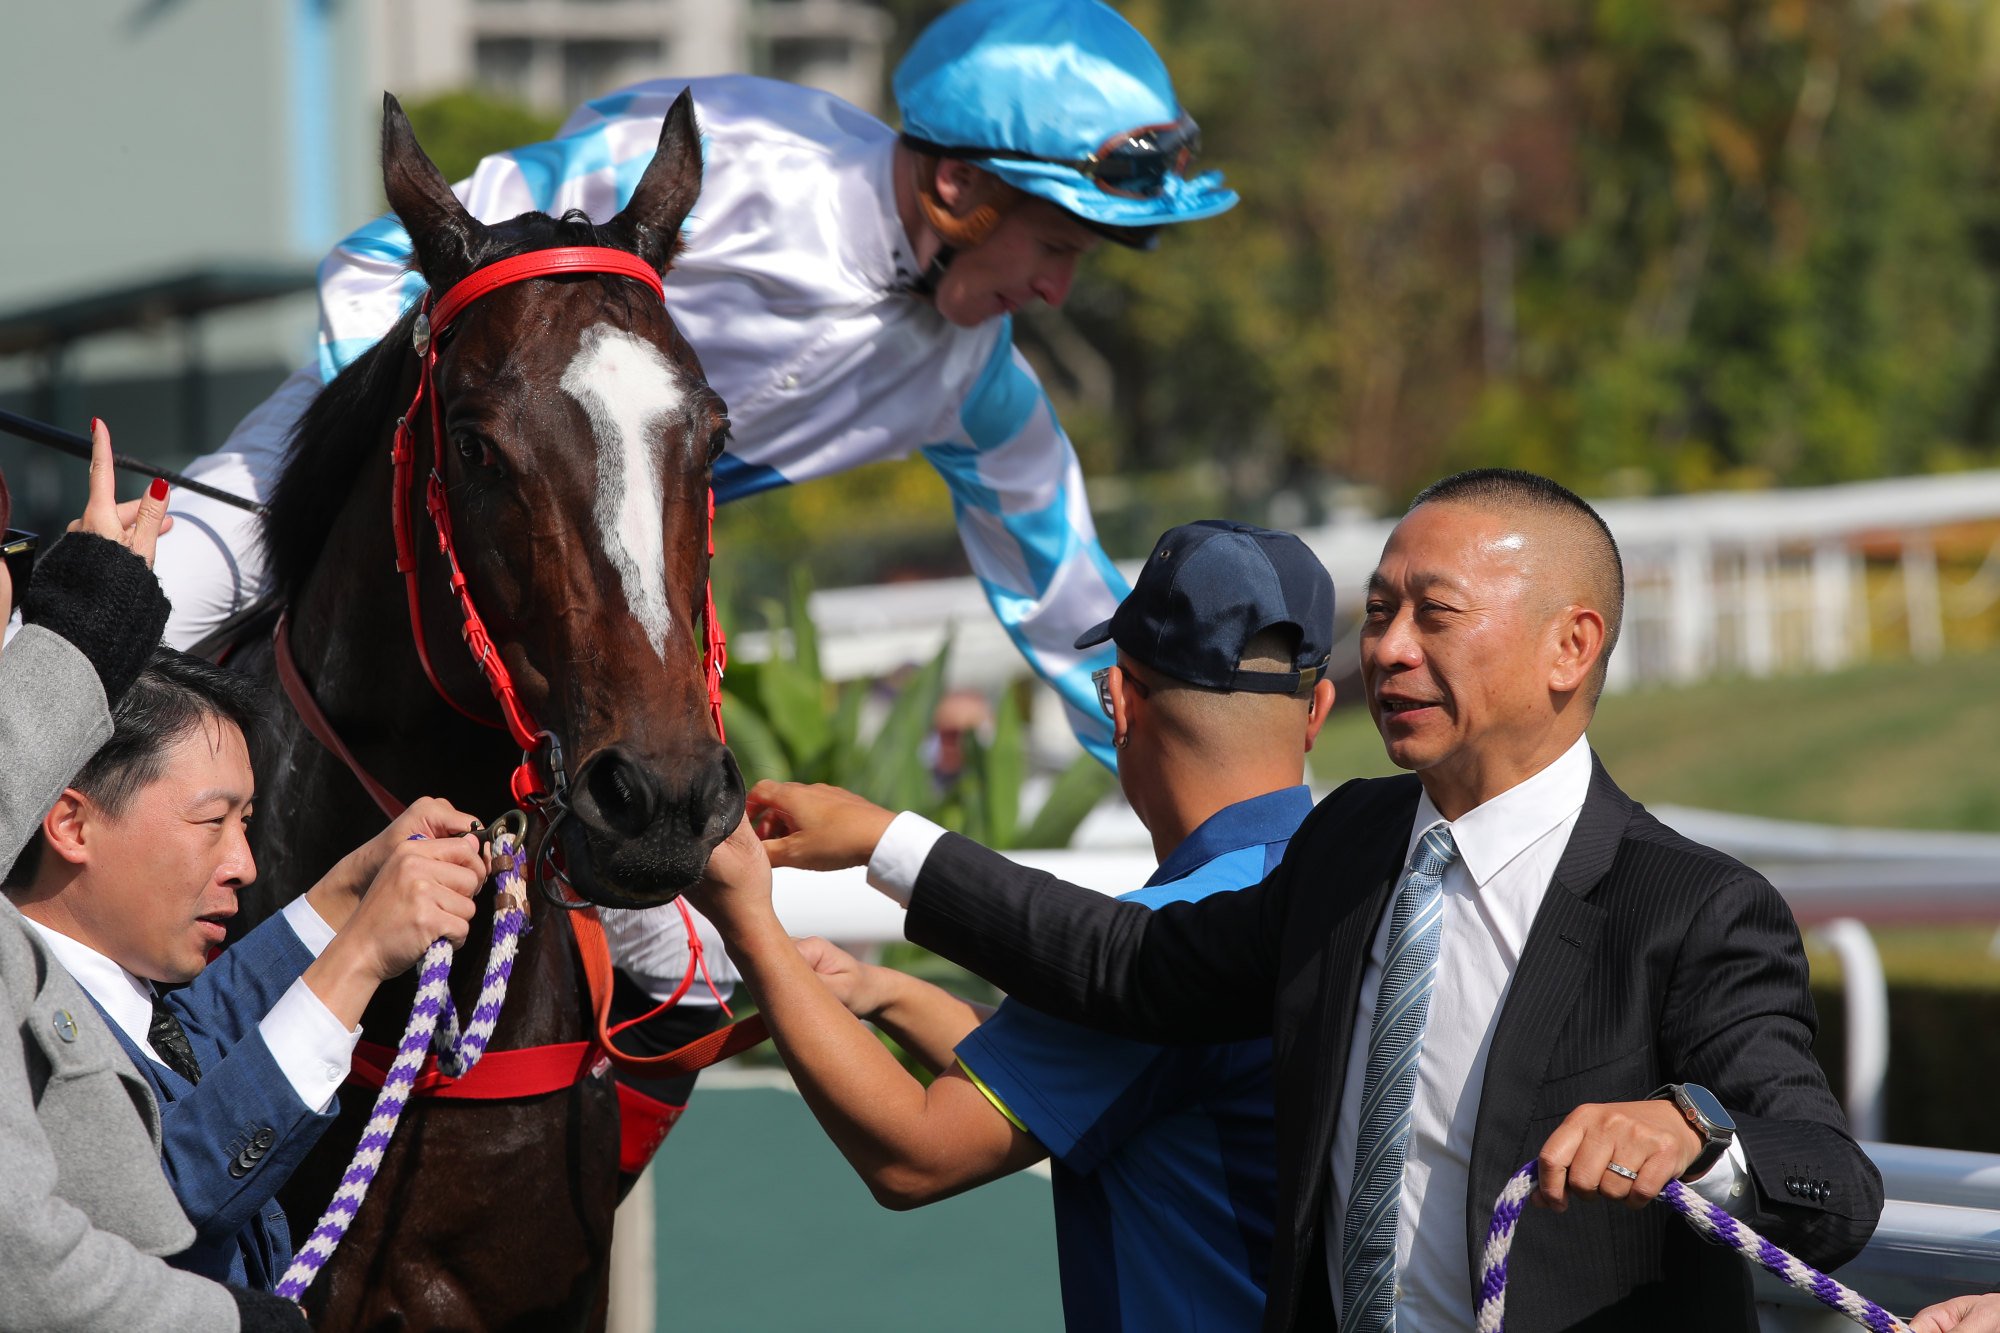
1811,918,1889,1142
608,1164,656,1333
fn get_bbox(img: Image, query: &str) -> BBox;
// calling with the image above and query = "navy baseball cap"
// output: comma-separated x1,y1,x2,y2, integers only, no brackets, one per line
1076,520,1335,693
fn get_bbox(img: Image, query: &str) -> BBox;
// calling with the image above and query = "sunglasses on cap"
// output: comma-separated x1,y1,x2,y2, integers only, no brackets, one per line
2,529,36,591
908,114,1203,200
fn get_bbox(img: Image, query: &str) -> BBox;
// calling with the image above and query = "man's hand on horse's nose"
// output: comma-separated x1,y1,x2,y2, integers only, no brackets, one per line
747,780,896,873
690,814,776,935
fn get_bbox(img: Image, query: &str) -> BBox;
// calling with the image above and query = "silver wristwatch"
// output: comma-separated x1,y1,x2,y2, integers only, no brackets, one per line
1650,1082,1735,1179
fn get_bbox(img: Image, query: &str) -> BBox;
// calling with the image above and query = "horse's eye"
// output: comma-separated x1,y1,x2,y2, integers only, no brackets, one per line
454,432,499,471
708,424,731,464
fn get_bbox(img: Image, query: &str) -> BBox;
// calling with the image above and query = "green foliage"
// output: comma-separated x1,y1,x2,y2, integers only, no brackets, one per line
402,90,564,184
720,574,1114,849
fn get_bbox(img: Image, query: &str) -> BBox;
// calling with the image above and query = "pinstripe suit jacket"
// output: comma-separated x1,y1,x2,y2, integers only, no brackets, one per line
905,755,1883,1332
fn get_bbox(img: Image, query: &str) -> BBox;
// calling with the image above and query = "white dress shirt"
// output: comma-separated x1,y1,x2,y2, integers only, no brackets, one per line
23,897,359,1112
867,738,1750,1330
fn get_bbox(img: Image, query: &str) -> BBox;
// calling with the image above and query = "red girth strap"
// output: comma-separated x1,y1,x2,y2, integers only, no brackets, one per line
350,1037,598,1099
351,1039,691,1172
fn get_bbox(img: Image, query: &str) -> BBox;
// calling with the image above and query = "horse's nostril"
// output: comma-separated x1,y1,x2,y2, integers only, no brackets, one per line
583,754,655,839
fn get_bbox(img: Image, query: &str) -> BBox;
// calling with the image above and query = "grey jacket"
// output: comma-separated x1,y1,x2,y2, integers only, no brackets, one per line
0,626,238,1330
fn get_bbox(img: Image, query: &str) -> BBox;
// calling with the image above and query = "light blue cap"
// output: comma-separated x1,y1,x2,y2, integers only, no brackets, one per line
893,0,1238,229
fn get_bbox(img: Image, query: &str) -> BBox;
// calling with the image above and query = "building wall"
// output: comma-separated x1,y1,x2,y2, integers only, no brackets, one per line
367,0,888,116
0,0,378,311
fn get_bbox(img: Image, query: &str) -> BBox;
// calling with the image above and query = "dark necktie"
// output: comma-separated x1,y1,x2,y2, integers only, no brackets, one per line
148,997,202,1086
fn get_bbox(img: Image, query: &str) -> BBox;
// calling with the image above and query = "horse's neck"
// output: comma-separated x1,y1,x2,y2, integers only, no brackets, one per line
254,576,592,1056
284,426,521,831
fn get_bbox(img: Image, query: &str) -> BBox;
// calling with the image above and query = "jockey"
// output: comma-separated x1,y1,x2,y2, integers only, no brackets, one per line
149,0,1234,1119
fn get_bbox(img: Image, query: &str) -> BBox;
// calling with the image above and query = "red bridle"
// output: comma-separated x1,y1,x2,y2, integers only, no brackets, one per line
388,246,728,811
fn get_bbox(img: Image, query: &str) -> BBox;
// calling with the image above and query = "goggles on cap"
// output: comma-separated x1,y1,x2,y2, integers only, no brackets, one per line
906,114,1202,200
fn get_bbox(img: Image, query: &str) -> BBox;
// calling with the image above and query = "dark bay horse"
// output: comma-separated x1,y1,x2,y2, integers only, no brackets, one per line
227,92,745,1330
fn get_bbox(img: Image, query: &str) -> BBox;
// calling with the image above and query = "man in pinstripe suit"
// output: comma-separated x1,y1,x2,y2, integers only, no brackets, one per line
692,467,1883,1331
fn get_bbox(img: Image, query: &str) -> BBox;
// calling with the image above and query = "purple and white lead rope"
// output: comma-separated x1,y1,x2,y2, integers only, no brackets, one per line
1476,1161,1909,1333
274,829,531,1301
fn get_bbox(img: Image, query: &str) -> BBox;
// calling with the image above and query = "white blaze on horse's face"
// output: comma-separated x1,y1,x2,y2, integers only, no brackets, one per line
561,323,684,662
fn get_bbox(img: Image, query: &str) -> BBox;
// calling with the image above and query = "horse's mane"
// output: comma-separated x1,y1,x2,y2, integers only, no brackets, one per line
261,210,658,602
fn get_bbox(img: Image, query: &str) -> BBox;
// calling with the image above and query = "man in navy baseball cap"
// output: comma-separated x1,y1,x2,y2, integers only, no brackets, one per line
685,518,1339,1328
1078,520,1337,756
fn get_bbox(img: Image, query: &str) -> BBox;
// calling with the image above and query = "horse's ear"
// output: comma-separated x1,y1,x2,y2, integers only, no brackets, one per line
380,92,485,290
607,87,703,273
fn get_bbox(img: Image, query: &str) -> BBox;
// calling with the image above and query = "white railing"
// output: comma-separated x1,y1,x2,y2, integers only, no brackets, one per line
762,469,2000,716
1812,921,1889,1143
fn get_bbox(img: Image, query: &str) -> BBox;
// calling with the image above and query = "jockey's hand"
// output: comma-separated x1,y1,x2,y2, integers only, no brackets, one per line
793,935,889,1020
68,419,173,566
304,833,484,1027
1914,1294,2000,1333
747,780,896,872
690,813,776,937
1533,1100,1703,1213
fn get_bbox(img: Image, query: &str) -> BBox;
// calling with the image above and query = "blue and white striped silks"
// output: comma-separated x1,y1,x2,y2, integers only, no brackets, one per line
156,75,1123,765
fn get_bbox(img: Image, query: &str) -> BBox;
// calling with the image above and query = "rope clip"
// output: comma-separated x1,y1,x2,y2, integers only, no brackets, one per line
483,808,529,851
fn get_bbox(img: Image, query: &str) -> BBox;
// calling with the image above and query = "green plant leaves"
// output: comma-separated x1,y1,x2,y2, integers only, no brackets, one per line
716,573,1110,848
856,636,952,814
978,685,1025,848
1020,752,1119,851
719,687,789,788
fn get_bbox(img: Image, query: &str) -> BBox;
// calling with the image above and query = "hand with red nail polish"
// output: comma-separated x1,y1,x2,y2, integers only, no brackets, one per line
65,418,175,568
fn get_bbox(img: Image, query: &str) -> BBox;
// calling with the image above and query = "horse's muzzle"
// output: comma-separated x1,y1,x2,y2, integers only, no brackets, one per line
563,743,746,905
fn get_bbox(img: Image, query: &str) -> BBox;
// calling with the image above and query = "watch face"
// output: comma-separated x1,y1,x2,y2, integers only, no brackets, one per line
1682,1082,1735,1134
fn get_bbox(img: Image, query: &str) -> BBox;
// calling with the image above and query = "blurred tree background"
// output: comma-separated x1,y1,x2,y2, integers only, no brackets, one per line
877,0,2000,512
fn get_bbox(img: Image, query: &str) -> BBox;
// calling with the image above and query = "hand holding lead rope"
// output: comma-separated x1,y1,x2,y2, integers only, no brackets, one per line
1478,1161,1910,1333
276,815,531,1301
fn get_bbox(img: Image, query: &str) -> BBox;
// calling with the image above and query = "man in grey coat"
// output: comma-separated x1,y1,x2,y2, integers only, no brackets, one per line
0,436,304,1331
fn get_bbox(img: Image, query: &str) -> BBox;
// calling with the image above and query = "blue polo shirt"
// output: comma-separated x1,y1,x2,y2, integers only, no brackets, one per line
954,786,1310,1332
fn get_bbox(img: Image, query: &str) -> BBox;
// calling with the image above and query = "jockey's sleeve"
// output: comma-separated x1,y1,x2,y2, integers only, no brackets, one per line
922,329,1125,769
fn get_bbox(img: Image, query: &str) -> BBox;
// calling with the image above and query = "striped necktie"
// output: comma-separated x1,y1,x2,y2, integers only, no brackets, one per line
1340,823,1459,1331
148,996,203,1086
